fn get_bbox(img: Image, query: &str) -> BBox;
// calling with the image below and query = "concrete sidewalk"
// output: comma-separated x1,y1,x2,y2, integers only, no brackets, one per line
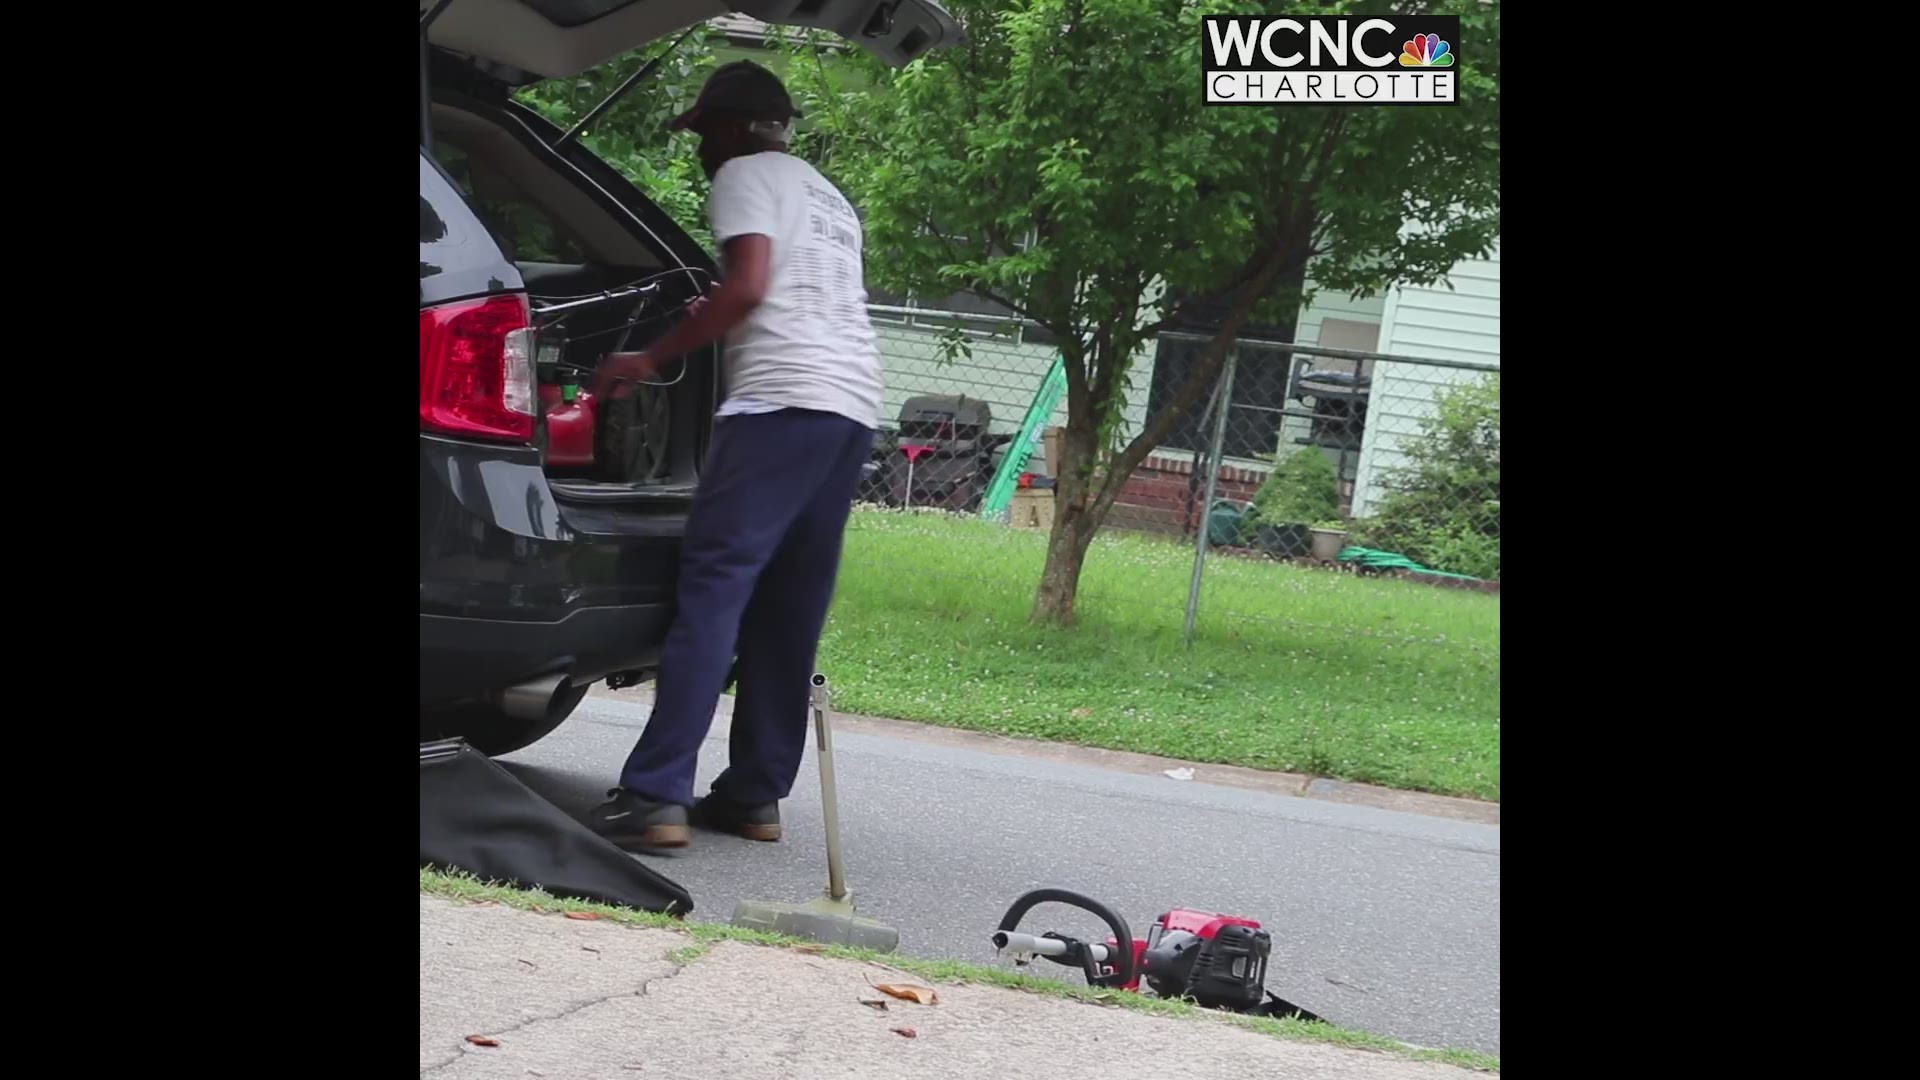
420,896,1494,1079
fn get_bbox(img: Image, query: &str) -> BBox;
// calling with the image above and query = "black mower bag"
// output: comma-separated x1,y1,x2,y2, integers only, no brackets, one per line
420,738,693,915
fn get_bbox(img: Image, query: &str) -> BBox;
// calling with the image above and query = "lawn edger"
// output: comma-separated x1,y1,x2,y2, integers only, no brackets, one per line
989,888,1324,1022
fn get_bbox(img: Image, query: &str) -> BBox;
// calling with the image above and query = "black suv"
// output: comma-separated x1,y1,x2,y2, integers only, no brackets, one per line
420,0,956,754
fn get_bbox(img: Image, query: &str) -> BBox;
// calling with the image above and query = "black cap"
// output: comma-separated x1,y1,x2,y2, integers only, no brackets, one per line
667,61,803,133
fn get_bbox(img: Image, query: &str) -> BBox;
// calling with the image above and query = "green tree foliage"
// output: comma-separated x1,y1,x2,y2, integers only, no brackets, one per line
515,29,723,248
780,0,1501,623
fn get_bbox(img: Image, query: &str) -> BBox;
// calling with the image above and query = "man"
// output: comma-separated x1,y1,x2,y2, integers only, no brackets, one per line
587,61,883,851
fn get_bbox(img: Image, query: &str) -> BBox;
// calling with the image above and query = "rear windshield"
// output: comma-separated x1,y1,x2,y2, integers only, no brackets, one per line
431,142,590,265
519,0,643,28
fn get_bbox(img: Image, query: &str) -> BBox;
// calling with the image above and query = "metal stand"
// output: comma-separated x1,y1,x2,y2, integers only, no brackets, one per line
809,673,850,907
727,673,899,949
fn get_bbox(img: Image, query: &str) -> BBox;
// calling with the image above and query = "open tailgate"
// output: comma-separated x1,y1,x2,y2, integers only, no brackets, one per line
423,0,963,80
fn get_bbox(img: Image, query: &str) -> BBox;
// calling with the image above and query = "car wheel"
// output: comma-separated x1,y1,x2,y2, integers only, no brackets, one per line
595,385,671,484
420,680,590,757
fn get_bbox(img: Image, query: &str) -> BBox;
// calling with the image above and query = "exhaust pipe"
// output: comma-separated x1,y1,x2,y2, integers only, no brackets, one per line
499,673,571,722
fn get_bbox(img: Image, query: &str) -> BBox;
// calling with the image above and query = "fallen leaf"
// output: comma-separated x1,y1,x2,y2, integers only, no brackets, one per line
792,943,827,954
891,1027,918,1038
565,912,603,921
1163,767,1195,781
874,983,939,1005
465,1035,501,1048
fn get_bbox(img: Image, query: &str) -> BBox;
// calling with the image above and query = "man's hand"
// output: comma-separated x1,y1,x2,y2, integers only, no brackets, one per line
592,293,713,398
587,236,770,400
594,351,662,400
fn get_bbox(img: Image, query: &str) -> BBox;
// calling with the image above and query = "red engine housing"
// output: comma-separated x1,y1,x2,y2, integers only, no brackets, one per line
1108,909,1262,992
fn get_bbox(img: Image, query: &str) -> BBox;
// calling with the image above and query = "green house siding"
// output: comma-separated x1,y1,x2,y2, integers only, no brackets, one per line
872,321,1063,440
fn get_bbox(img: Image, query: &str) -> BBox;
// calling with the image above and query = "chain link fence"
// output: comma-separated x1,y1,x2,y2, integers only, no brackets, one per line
841,304,1500,640
1175,332,1502,638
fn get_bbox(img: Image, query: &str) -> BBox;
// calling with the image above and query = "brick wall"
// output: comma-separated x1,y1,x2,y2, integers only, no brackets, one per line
1108,453,1266,535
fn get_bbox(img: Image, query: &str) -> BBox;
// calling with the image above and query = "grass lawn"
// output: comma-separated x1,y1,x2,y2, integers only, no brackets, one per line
814,509,1499,801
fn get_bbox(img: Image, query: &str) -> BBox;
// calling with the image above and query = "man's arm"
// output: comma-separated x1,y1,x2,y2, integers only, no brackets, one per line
594,235,771,398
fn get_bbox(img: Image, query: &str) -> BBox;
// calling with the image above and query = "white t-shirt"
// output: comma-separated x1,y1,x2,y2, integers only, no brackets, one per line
707,152,884,431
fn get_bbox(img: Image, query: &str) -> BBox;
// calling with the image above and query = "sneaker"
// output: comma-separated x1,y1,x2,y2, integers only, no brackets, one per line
690,793,782,842
587,788,690,851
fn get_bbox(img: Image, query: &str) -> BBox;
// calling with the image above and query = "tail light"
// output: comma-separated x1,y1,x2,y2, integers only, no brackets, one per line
419,293,536,442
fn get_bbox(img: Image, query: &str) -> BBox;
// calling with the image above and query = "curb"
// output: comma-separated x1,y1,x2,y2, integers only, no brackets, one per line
419,879,1501,1073
586,686,1498,826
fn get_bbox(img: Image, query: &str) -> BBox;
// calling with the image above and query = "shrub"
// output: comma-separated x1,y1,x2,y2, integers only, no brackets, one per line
1358,375,1500,579
1238,446,1342,544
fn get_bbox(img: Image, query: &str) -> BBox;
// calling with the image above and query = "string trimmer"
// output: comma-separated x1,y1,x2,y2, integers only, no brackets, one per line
990,888,1324,1021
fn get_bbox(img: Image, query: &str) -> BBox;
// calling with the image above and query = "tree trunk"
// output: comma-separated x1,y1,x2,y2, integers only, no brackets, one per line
1029,246,1292,626
1031,500,1103,625
1031,423,1105,626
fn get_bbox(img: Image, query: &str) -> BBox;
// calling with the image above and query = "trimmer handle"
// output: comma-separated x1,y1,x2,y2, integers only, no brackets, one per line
993,888,1135,989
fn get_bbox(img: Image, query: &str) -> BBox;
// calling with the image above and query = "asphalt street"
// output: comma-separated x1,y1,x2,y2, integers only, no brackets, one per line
500,692,1500,1055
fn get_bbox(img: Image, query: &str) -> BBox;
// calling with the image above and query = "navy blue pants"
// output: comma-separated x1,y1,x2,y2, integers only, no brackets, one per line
620,408,874,807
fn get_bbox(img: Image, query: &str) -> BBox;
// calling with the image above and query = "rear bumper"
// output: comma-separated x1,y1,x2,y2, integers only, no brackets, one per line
420,433,683,705
420,603,672,705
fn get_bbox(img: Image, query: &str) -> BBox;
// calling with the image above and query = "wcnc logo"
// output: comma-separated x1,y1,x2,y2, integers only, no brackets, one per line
1204,14,1461,106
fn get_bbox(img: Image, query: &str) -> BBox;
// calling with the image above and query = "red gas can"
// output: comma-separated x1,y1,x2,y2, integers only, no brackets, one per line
538,384,598,467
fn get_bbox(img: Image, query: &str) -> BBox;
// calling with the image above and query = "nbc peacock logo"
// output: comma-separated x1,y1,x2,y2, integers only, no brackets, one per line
1399,33,1454,67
